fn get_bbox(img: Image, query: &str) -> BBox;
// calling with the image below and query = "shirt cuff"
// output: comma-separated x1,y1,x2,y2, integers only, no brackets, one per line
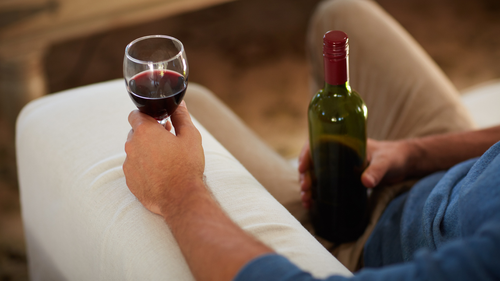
233,253,313,281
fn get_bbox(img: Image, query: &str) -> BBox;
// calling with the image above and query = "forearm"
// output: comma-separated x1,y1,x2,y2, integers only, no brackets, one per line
407,125,500,176
161,180,273,281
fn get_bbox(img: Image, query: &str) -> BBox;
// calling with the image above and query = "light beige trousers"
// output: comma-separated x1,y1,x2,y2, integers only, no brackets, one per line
184,0,475,272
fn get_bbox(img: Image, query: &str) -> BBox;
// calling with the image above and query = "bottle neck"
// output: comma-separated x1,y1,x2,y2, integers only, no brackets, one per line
324,56,350,95
324,54,349,87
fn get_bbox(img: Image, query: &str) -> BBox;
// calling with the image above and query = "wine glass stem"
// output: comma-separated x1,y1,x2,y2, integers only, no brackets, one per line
158,116,174,133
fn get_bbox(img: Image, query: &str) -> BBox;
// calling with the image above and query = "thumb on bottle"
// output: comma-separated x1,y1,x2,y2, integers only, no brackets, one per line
361,157,390,188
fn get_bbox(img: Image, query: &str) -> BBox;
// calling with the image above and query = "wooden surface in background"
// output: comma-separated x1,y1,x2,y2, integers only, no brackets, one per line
0,0,233,55
0,0,233,127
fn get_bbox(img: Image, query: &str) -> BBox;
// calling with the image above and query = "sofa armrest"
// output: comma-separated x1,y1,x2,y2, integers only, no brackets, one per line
16,80,351,280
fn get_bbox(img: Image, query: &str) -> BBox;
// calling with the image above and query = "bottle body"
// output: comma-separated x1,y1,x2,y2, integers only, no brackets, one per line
308,31,368,244
308,85,368,243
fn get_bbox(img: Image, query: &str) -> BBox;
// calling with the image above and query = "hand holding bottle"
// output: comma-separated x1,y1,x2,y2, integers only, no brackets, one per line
298,138,416,209
361,139,416,188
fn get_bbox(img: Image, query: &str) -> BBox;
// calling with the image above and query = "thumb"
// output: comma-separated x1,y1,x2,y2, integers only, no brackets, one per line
170,101,196,136
361,156,390,188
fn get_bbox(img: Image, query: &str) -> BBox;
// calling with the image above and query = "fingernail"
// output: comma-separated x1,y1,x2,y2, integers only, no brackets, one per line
365,174,376,188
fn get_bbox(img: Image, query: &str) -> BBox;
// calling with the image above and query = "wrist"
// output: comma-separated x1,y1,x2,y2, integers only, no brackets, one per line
403,138,425,177
159,177,207,221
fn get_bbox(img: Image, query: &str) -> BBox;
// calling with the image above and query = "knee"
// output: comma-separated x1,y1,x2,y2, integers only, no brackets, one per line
311,0,373,24
318,0,372,11
309,0,371,49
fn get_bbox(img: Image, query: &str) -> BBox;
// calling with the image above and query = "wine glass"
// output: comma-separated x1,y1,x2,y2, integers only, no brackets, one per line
124,35,189,127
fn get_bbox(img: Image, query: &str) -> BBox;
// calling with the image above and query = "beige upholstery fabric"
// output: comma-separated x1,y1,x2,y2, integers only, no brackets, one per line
16,80,351,280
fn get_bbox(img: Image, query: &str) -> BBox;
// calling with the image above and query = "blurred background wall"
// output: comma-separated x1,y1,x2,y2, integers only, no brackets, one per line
1,0,500,279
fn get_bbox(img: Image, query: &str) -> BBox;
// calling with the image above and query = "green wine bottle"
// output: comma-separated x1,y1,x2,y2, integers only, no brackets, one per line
308,30,368,244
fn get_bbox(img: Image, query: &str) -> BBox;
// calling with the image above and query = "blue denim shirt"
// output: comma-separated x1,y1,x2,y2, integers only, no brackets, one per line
234,141,500,281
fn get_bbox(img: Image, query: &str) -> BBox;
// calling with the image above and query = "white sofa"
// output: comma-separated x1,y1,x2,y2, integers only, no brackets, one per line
16,80,351,280
16,79,500,280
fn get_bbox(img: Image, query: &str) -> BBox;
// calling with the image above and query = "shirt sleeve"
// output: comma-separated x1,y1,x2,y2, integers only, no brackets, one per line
232,253,348,281
234,222,500,281
232,253,416,281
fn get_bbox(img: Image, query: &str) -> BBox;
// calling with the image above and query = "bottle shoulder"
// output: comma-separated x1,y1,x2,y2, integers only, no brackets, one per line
309,88,367,120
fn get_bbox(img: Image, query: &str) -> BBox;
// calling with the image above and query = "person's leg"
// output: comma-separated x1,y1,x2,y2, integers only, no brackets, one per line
308,0,475,140
184,85,305,220
306,0,475,271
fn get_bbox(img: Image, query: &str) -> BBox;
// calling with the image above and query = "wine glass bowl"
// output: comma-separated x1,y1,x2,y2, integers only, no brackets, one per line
124,35,188,126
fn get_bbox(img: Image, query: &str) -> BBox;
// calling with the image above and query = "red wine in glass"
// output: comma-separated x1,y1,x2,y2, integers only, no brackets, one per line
127,69,187,121
124,35,189,127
